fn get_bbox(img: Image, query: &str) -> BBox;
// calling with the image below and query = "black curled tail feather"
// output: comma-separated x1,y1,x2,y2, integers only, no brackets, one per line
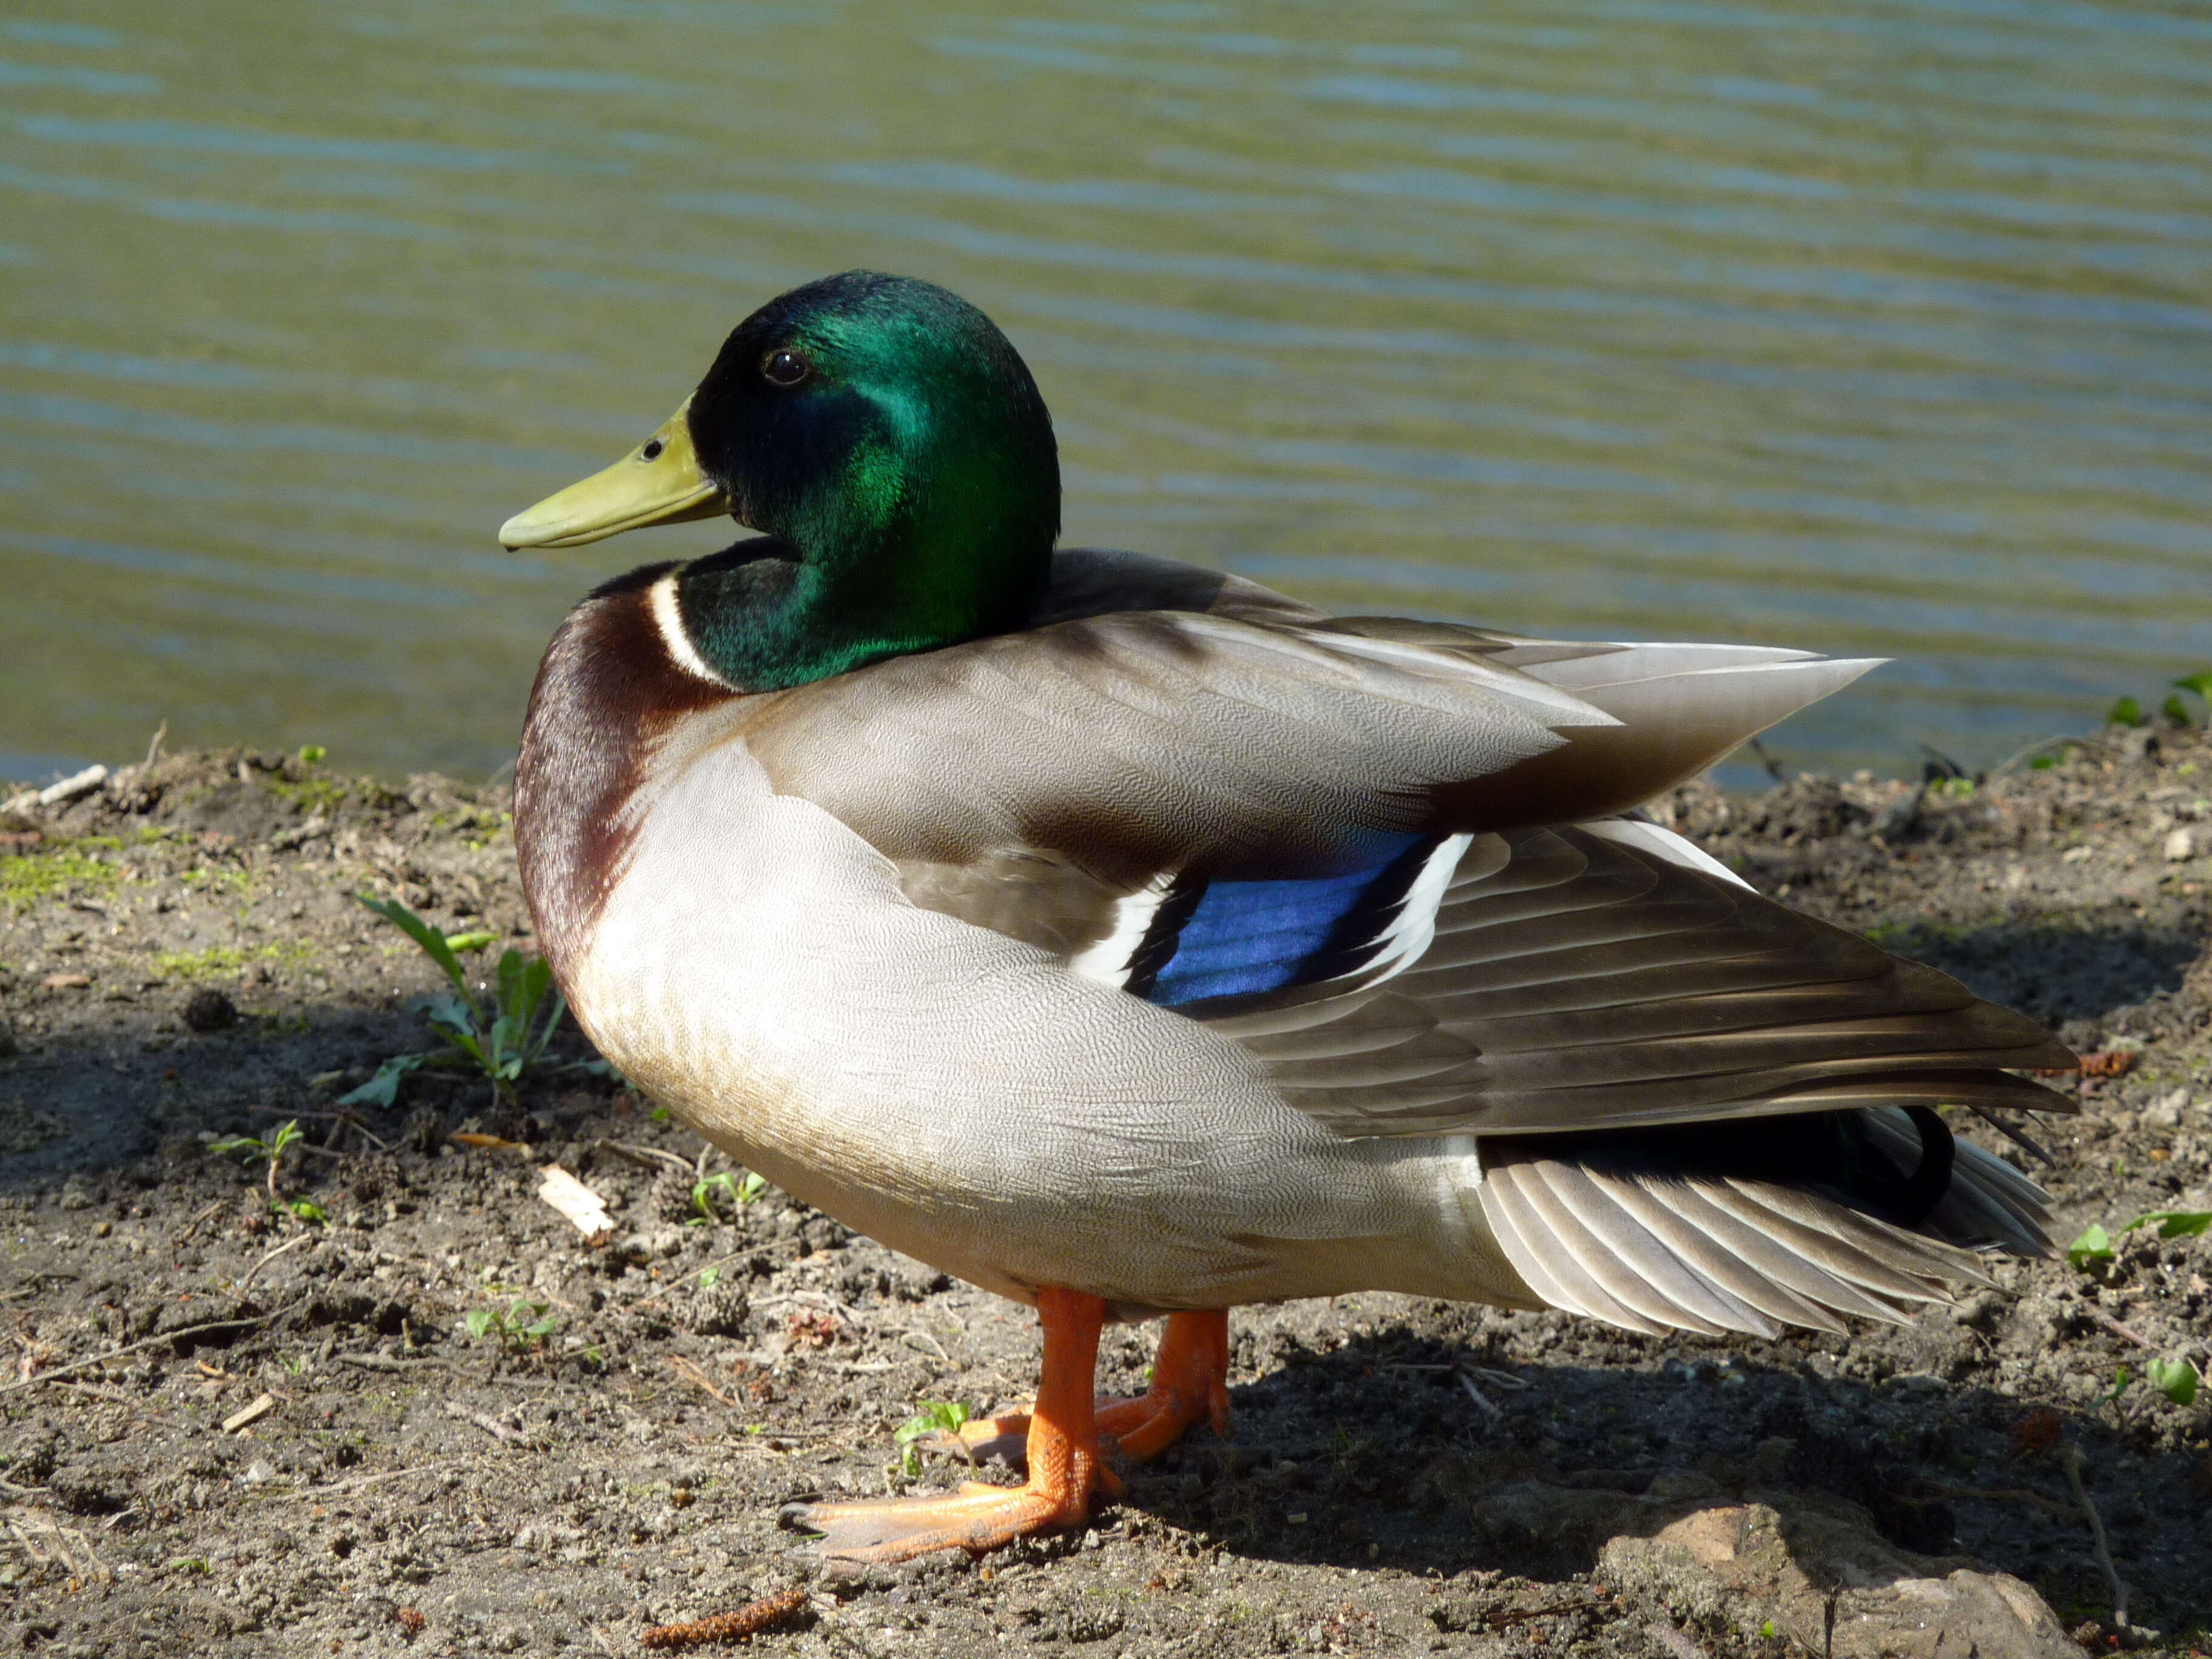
1883,1106,1955,1227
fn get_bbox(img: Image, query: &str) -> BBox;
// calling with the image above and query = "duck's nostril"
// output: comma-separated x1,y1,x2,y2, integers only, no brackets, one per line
642,439,665,461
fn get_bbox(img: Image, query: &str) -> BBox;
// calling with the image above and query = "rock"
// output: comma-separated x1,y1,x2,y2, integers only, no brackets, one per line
184,988,240,1032
1597,1492,2082,1659
689,1284,751,1338
2164,826,2196,862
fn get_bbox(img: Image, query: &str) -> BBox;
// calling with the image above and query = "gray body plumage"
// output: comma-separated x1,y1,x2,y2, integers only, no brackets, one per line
517,548,2071,1332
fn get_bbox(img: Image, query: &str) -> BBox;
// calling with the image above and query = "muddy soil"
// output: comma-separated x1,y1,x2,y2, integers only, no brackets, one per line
1,730,2207,1658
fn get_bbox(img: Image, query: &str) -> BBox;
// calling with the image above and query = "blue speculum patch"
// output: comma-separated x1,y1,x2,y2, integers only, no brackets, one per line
1136,832,1441,1007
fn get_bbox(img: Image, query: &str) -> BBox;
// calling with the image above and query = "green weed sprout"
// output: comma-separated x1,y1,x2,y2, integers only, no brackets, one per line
2068,1210,2210,1408
207,1118,306,1203
2145,1357,2200,1408
348,896,610,1108
893,1400,973,1478
2108,671,2212,731
2167,672,2212,729
206,1118,327,1225
2067,1209,2212,1269
464,1298,559,1353
689,1169,771,1225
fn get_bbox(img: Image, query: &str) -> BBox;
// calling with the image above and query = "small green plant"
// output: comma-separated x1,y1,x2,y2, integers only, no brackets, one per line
893,1400,973,1478
2145,1356,2200,1407
349,897,610,1108
298,743,327,765
688,1169,771,1225
2067,1209,2212,1268
464,1299,559,1352
2107,672,2212,731
2097,1366,2132,1410
207,1118,306,1202
2168,672,2212,728
2068,1211,2209,1410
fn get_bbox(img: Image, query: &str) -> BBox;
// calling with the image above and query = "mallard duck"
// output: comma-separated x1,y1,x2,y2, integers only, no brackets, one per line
500,272,2073,1563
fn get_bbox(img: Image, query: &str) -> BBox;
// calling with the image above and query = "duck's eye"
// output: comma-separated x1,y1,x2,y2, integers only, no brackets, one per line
762,347,812,387
641,438,665,461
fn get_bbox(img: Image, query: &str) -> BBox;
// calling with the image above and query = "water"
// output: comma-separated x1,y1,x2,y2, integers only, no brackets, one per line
3,0,2210,789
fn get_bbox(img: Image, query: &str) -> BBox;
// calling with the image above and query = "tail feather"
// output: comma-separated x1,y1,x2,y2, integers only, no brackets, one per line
1476,1108,2053,1339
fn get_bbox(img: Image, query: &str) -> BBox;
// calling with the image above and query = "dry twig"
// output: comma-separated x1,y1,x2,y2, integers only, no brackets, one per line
236,1234,312,1293
0,1298,305,1399
640,1587,809,1649
596,1139,697,1176
2059,1442,2130,1629
444,1403,534,1446
2082,1307,2157,1350
666,1355,738,1409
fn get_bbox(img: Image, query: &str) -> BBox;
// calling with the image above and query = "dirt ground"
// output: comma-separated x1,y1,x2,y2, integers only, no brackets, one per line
1,726,2208,1658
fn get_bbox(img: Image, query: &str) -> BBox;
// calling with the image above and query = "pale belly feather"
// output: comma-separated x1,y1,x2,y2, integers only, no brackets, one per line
563,738,1528,1315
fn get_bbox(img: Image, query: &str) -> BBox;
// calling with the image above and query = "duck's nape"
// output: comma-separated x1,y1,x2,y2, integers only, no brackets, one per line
500,271,1060,692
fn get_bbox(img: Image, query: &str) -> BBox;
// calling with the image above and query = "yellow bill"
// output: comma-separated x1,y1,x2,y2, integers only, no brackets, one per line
498,396,730,550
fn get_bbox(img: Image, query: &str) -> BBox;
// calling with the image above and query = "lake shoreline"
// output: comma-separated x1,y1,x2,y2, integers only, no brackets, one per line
1,732,2208,1652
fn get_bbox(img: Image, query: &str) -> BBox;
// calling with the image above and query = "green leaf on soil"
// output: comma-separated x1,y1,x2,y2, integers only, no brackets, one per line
2133,1210,2211,1239
2145,1358,2199,1406
357,894,469,997
893,1400,974,1478
2106,695,2145,728
337,1052,428,1109
2066,1224,2114,1267
2066,1210,2210,1270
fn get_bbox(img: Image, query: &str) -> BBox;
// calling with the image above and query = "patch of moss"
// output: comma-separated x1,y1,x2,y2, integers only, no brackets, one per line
155,940,314,979
1,847,120,911
181,866,253,896
266,777,348,815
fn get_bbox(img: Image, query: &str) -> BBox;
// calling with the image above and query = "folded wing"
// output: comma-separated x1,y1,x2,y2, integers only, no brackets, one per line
1209,821,2071,1138
747,549,1880,891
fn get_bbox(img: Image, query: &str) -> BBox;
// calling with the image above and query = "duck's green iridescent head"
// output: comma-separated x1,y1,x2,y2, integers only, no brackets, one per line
500,272,1059,689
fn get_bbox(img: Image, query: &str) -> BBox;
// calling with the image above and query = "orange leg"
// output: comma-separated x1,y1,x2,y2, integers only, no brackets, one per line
956,1309,1231,1467
781,1287,1119,1563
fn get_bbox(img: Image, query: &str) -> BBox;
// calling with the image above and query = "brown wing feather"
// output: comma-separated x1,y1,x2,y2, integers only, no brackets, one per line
1219,823,2073,1138
740,603,1606,888
742,549,1885,888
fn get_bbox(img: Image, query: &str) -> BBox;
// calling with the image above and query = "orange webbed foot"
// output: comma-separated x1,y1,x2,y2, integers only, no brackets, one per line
780,1478,1090,1563
783,1287,1116,1564
939,1310,1233,1473
1096,1309,1231,1463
